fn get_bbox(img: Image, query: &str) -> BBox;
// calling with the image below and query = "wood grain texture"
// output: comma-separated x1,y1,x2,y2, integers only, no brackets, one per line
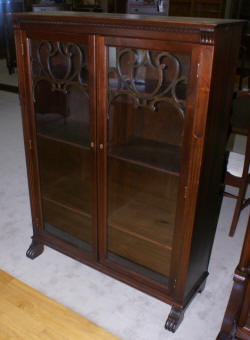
0,270,120,340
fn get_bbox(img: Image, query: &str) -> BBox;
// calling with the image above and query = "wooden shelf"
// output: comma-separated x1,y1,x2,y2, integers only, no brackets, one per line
107,188,175,277
37,118,90,150
107,252,169,286
41,177,92,246
41,175,91,216
108,224,172,277
108,192,175,249
45,221,92,252
109,138,181,175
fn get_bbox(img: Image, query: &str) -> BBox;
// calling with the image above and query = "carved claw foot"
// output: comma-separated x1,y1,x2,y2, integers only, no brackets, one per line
26,241,44,259
165,307,184,332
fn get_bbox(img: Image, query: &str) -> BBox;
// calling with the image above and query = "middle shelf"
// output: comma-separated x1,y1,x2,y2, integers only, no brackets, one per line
109,137,181,175
36,116,90,150
108,191,175,249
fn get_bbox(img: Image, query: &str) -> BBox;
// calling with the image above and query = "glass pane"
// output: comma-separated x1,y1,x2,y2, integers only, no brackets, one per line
30,40,92,253
107,46,190,284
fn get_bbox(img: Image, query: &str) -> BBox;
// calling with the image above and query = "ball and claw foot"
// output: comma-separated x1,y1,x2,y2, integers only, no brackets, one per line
165,308,184,333
26,241,44,259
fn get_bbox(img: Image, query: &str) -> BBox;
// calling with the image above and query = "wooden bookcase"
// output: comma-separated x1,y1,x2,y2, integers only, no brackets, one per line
13,12,244,332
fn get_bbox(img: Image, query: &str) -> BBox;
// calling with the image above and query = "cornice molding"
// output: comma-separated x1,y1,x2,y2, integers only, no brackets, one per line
14,17,216,45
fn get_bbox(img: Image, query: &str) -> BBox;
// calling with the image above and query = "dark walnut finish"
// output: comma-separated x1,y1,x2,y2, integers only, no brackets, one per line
13,12,244,332
217,215,250,340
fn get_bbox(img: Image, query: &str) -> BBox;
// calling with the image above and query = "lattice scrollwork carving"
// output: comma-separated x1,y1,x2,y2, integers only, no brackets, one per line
108,48,189,117
31,40,88,99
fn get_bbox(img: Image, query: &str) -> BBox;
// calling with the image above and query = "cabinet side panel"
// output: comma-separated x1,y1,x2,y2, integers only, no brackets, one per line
184,25,242,301
169,44,212,302
14,27,44,234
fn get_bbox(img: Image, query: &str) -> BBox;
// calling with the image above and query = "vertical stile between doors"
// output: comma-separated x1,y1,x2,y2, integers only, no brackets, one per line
96,35,108,262
88,34,98,260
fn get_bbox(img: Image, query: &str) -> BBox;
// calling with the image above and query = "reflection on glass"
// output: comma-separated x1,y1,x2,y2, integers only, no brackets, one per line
30,39,92,252
107,46,190,284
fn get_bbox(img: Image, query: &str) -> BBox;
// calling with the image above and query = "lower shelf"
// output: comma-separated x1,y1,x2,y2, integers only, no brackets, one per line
108,225,172,278
107,252,169,286
107,162,176,278
41,175,91,215
45,222,92,253
42,197,92,250
108,191,175,247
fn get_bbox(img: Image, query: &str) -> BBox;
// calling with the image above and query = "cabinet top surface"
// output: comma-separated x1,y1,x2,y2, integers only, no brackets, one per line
13,11,244,30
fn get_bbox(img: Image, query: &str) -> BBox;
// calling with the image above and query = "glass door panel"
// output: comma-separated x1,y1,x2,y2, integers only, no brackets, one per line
106,46,190,284
30,39,94,254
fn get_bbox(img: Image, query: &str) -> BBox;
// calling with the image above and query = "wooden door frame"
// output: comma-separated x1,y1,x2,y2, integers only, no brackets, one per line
96,34,211,302
15,27,99,262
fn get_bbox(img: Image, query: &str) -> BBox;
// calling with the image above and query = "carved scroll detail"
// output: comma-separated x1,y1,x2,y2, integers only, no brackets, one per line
108,48,188,117
31,40,88,99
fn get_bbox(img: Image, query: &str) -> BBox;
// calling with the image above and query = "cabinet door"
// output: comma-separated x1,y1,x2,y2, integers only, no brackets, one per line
97,37,201,288
29,35,97,258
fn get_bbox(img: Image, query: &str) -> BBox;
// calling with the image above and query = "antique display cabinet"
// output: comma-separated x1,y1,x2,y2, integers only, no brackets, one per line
13,12,243,332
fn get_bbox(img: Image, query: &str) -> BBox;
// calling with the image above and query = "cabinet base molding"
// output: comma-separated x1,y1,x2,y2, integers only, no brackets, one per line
26,240,44,259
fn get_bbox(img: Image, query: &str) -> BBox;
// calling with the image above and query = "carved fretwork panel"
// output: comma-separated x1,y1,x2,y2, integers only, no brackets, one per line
108,47,190,147
30,40,88,120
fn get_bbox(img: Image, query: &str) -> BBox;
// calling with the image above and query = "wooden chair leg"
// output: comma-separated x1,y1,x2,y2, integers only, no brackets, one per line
229,183,248,237
229,127,250,236
216,271,247,340
229,198,243,236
